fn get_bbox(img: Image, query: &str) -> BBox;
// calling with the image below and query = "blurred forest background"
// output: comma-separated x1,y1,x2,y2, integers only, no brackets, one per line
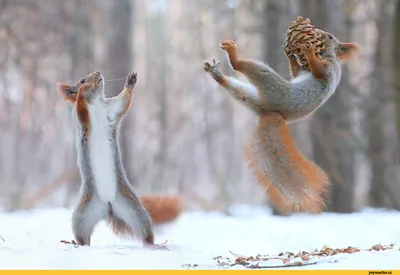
0,0,400,213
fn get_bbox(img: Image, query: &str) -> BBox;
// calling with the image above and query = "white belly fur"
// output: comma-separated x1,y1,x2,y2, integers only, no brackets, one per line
88,100,117,202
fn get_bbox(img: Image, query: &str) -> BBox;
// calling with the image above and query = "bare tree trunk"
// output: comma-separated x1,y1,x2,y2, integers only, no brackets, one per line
263,0,288,76
154,2,169,190
103,0,134,177
368,0,400,209
210,0,238,210
395,0,400,142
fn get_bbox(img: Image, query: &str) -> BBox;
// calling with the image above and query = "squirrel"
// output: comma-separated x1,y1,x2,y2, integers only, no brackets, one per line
203,30,360,214
56,71,181,248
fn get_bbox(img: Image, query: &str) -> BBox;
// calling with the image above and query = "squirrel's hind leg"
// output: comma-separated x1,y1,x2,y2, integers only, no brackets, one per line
111,183,167,250
70,192,108,246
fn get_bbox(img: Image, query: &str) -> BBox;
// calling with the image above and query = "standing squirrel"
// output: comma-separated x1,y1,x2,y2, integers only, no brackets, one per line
57,71,180,248
204,30,359,214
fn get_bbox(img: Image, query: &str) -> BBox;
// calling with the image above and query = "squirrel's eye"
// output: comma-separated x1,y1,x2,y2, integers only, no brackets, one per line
80,79,85,84
328,35,334,40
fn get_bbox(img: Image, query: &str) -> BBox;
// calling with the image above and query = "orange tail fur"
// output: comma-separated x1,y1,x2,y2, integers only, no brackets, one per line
139,195,183,224
245,113,331,215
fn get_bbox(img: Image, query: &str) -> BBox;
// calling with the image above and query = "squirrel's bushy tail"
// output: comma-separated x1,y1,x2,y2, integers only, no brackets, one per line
245,113,330,214
139,195,183,224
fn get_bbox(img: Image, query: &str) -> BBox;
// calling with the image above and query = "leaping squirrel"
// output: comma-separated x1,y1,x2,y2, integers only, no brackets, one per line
204,30,359,214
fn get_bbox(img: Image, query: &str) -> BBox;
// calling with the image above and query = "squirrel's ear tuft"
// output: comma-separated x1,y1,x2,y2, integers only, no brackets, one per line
57,82,77,105
337,43,360,63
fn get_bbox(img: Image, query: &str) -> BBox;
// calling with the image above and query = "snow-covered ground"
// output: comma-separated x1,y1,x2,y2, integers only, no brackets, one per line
0,205,399,270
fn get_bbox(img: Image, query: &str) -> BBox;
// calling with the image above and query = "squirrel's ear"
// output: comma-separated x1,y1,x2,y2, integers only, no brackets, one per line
337,43,360,63
57,82,77,105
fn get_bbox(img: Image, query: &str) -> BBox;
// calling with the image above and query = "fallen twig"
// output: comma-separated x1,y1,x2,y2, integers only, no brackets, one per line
0,235,5,242
230,250,291,264
246,261,318,269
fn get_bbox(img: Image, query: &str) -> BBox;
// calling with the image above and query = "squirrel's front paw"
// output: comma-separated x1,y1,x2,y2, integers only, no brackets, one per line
203,58,221,73
125,72,138,87
220,40,238,56
299,42,315,55
283,45,297,61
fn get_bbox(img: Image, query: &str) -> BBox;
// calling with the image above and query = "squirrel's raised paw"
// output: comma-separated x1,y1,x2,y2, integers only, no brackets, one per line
203,59,220,73
125,72,138,87
220,40,239,67
298,42,315,54
283,45,297,61
220,40,238,54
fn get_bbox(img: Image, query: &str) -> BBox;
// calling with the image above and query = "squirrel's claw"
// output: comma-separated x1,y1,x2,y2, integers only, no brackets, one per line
203,61,211,72
220,40,236,49
220,40,237,54
203,59,220,72
283,47,297,60
299,41,315,54
126,72,138,87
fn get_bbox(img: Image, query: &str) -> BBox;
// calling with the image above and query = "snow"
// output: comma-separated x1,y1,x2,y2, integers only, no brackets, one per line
0,205,399,270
